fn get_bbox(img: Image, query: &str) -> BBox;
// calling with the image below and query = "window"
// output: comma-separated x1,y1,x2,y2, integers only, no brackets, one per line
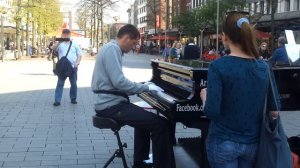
254,2,258,13
285,0,290,11
247,3,251,14
294,0,300,10
260,1,264,14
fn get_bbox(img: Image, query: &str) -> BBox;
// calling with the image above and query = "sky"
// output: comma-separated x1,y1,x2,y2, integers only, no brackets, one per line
63,0,134,28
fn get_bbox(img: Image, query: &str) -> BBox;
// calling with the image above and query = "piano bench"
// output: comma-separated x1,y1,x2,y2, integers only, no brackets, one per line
92,116,128,168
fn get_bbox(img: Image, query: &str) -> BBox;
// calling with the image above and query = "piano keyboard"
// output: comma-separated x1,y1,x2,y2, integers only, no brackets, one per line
157,91,177,103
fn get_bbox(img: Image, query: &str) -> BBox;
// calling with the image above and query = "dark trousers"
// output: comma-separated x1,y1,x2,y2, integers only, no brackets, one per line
96,102,175,168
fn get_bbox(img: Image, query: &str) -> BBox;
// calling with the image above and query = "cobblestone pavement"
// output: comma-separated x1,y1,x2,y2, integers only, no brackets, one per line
0,53,299,168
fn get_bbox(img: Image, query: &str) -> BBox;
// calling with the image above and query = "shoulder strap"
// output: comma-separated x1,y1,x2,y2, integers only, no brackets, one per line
263,63,279,118
65,41,72,58
93,90,129,102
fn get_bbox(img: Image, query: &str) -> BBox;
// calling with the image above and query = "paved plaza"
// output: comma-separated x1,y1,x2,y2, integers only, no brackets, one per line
0,53,300,168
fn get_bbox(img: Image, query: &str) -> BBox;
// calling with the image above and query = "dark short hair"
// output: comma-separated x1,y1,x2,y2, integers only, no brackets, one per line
117,24,140,39
278,36,287,45
188,37,194,44
62,29,71,34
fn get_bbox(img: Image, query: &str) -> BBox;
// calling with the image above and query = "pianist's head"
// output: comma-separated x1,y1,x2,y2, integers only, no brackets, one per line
222,11,259,58
117,24,140,53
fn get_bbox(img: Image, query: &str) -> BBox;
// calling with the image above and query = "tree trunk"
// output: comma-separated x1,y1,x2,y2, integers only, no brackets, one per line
96,3,100,52
16,0,21,59
100,4,104,45
26,0,30,56
270,0,276,52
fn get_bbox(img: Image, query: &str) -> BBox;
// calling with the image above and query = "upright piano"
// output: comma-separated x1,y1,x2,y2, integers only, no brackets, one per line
138,59,300,168
138,59,210,168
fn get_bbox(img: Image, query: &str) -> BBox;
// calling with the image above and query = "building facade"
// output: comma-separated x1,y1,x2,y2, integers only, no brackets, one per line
127,0,138,26
246,0,300,15
59,1,73,30
137,0,147,33
0,0,16,51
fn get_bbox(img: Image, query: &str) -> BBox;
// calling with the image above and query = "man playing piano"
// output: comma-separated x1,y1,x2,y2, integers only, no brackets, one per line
91,24,175,168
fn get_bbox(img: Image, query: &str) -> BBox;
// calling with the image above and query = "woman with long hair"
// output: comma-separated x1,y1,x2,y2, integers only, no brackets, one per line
200,12,281,168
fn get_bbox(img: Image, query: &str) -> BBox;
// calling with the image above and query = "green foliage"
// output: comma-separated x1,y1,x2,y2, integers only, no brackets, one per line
173,0,246,37
14,0,63,35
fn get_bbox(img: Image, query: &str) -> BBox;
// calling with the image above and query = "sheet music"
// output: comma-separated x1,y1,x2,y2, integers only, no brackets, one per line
285,44,300,62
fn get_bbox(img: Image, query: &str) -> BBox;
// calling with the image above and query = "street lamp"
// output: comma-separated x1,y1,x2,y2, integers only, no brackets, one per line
144,30,149,53
200,28,206,60
178,26,183,43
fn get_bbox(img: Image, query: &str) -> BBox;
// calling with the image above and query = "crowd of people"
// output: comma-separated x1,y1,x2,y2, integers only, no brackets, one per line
159,34,292,67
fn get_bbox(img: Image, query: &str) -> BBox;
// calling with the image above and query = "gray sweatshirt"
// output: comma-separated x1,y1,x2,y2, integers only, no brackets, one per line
91,40,149,111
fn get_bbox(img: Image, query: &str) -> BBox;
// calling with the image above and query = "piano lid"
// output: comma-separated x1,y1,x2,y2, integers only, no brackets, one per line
152,59,210,71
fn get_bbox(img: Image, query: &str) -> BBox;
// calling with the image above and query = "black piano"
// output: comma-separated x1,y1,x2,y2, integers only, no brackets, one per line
138,59,300,168
138,60,210,168
273,66,300,111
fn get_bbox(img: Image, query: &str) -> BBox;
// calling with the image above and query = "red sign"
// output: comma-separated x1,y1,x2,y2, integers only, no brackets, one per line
156,15,160,28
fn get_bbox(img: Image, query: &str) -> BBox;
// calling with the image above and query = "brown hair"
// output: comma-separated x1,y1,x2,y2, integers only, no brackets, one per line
222,12,259,58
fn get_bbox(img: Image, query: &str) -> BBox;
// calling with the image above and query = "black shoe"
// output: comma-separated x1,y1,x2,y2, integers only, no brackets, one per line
132,162,153,168
71,100,77,104
53,102,60,106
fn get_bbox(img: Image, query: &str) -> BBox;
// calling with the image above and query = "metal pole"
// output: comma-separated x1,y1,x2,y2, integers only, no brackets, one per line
165,0,168,47
200,29,204,60
1,15,4,62
216,0,219,56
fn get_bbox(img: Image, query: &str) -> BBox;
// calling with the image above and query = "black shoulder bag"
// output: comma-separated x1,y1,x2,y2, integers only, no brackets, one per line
53,42,73,78
255,65,293,168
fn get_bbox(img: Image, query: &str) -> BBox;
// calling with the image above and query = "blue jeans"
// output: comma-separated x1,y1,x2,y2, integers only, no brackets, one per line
206,137,258,168
54,67,77,102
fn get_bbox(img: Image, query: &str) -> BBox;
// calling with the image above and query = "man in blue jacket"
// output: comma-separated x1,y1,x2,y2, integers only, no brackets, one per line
183,37,200,60
268,36,290,66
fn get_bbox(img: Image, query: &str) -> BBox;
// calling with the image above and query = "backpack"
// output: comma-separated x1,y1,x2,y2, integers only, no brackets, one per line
53,42,73,80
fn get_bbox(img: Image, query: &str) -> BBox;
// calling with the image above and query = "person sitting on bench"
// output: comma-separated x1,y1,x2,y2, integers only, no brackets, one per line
91,24,175,168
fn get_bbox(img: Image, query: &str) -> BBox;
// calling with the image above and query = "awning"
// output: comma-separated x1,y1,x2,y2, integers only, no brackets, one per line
255,30,270,39
151,35,177,41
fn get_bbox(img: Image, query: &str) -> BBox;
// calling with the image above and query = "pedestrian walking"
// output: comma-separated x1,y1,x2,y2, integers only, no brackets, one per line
182,37,200,60
200,11,280,168
268,36,290,66
53,29,82,106
259,42,270,60
162,43,171,62
47,41,54,61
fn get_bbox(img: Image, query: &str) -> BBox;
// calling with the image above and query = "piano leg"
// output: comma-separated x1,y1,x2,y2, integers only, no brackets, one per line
200,129,209,168
169,122,177,146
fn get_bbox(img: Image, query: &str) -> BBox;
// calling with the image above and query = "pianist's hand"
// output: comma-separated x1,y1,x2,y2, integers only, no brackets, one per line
200,88,207,107
148,84,164,92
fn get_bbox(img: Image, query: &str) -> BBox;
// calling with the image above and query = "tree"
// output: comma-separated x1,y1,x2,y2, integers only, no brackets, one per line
146,0,161,33
76,0,118,51
12,0,63,57
266,0,279,51
173,0,246,37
